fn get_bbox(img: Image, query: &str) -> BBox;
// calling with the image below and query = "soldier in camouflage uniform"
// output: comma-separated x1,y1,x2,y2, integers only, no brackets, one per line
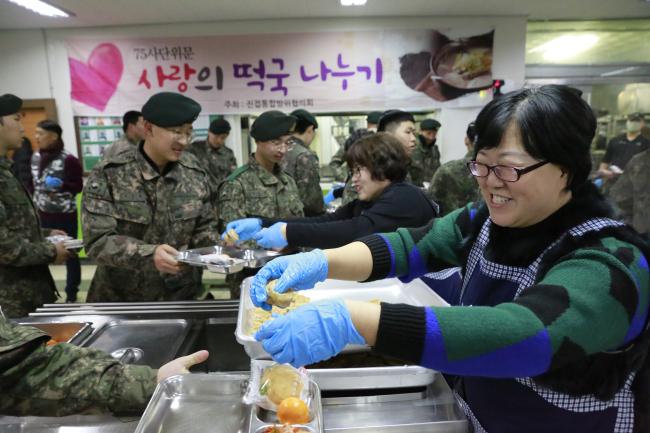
186,118,237,201
0,94,70,318
82,92,220,302
217,110,304,297
610,148,650,237
328,111,381,182
0,314,207,416
410,118,441,187
102,110,145,160
281,109,324,216
427,122,479,215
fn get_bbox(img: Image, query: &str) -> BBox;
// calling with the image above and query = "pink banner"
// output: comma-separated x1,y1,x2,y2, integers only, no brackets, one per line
66,28,494,115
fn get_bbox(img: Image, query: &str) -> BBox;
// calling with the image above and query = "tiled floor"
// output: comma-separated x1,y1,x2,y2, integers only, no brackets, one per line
49,262,231,302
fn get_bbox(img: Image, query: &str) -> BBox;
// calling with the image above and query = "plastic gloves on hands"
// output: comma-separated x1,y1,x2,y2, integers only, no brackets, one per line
44,176,63,190
252,222,288,249
255,299,365,367
250,249,328,311
221,218,262,244
324,186,343,205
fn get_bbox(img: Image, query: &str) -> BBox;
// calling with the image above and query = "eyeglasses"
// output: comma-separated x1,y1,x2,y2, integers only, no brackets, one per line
269,138,294,151
467,160,549,182
349,166,367,177
163,127,194,143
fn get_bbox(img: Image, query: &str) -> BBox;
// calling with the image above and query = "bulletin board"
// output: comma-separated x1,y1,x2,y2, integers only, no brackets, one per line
74,114,215,174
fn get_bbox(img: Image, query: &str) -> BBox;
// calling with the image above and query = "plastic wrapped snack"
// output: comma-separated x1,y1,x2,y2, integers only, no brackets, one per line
244,360,311,411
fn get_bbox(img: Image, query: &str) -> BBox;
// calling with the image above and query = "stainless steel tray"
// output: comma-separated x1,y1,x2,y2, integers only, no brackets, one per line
308,366,435,391
135,373,323,433
81,319,190,368
176,246,246,274
236,276,449,359
46,234,84,250
17,321,92,345
177,245,280,270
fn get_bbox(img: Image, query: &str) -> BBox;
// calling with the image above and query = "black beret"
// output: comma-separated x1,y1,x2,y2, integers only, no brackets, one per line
209,118,231,134
366,111,382,125
421,118,441,131
377,109,414,132
290,109,318,129
250,111,296,141
142,92,201,127
0,94,22,117
628,112,644,122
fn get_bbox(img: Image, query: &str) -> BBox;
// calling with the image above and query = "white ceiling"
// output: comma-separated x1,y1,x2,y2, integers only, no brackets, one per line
0,0,649,30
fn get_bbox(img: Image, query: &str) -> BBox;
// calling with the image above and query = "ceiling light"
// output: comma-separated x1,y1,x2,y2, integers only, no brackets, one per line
340,0,367,6
528,34,599,62
6,0,72,17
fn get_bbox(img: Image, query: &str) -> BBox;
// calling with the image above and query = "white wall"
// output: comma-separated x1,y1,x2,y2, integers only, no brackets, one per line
0,16,527,161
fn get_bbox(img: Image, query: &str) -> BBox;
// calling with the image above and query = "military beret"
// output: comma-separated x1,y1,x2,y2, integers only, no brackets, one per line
377,109,415,132
420,118,441,131
628,112,644,122
0,94,22,117
209,118,231,134
250,110,297,141
141,92,201,127
366,111,382,125
290,109,318,129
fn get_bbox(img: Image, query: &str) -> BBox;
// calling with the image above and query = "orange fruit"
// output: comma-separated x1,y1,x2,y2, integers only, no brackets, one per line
277,397,310,424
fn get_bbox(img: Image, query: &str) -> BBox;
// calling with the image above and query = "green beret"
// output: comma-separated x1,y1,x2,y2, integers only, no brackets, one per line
420,118,441,131
209,118,231,134
0,94,22,117
290,109,318,129
142,92,201,127
250,111,296,141
366,111,382,125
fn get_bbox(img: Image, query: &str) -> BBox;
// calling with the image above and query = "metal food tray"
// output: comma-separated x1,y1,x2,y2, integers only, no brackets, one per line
135,373,323,433
177,245,280,270
236,276,449,360
308,365,435,391
81,319,190,368
176,246,246,274
18,321,92,345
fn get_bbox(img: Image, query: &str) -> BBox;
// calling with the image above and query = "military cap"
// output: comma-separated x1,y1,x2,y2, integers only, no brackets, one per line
250,110,296,141
366,111,382,125
627,112,644,122
209,118,231,134
290,109,318,129
0,94,22,117
377,109,415,132
141,92,201,127
421,118,441,131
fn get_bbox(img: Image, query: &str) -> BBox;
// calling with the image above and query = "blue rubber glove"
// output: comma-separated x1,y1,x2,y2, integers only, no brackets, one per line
44,176,63,189
252,222,288,249
250,249,328,311
324,186,342,205
221,218,262,244
255,299,365,367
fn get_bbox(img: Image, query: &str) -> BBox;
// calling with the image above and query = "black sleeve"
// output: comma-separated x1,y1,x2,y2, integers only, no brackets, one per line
259,203,355,227
602,138,616,164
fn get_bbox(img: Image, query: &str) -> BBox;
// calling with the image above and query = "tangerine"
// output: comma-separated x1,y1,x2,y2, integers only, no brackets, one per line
277,397,310,424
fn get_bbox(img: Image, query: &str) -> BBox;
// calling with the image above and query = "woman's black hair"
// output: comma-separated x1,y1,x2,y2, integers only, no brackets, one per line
473,85,596,192
344,132,409,182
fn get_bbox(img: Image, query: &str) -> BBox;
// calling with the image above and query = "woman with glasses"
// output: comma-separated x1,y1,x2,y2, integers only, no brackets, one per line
222,132,438,250
250,85,650,433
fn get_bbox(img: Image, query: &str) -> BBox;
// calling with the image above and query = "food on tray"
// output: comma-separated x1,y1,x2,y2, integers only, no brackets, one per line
200,253,232,264
223,228,239,245
250,292,310,334
260,364,305,405
451,47,492,80
266,280,295,308
261,426,311,433
277,397,310,424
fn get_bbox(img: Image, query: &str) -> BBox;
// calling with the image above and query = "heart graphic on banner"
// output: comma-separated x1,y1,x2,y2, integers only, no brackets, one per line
69,43,123,112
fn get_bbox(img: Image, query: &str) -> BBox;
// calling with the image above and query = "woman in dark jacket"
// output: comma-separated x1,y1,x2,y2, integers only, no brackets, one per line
32,120,83,303
223,132,438,249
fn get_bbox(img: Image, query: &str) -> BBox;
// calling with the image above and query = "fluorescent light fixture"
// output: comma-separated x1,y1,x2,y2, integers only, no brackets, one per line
529,34,599,62
6,0,71,17
340,0,367,6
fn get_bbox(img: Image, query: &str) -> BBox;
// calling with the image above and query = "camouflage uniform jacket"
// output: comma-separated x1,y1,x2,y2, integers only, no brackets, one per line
102,134,138,161
409,135,441,187
0,316,156,416
281,137,324,216
81,145,219,302
328,146,348,182
217,154,304,230
610,149,650,235
31,150,80,214
0,157,57,318
427,153,479,216
185,140,237,197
